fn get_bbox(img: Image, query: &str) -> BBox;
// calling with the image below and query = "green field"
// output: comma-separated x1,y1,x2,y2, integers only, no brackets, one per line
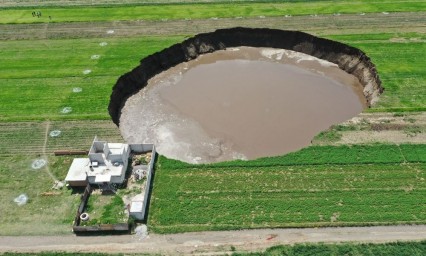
2,0,426,24
1,33,425,121
0,36,184,121
0,120,125,235
241,241,426,256
0,0,425,238
149,144,426,233
328,33,426,112
0,154,80,235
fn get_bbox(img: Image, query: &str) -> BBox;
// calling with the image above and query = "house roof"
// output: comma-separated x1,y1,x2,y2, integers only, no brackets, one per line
87,161,125,178
65,158,90,182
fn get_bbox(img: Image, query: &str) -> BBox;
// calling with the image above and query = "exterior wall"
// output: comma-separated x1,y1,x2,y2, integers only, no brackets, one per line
140,145,156,220
73,184,92,227
109,154,123,163
130,211,143,220
130,143,153,153
68,180,88,187
103,143,110,155
111,172,125,184
88,153,105,164
87,176,96,184
89,140,104,153
129,202,144,220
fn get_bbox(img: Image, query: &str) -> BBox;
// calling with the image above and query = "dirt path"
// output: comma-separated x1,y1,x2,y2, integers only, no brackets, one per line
42,121,58,182
1,225,425,255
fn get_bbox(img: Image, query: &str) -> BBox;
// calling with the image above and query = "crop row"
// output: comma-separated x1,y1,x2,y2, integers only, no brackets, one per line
149,159,426,233
0,120,122,156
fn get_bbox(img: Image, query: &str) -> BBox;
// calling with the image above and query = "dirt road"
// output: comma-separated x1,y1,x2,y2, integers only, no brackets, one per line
1,225,425,255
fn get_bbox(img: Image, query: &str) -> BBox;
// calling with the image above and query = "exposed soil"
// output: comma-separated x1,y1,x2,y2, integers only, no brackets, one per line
120,47,366,163
109,28,383,127
1,225,426,255
336,112,426,145
0,113,422,158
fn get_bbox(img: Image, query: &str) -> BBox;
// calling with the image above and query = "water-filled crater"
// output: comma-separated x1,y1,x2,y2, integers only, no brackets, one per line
110,28,383,163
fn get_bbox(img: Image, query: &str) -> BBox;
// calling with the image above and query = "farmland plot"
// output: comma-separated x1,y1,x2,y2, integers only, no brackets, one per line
0,155,80,235
2,1,426,24
0,0,425,236
149,147,426,233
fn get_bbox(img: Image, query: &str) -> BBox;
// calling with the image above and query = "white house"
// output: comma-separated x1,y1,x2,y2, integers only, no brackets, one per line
65,137,130,187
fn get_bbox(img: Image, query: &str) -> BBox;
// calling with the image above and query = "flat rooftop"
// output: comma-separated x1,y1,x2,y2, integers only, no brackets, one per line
65,158,90,182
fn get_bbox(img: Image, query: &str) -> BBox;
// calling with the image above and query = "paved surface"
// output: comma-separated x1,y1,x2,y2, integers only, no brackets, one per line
1,225,426,255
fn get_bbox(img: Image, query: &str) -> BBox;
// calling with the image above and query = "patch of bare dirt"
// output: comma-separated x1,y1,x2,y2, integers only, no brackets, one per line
338,130,426,145
389,37,426,43
333,112,426,145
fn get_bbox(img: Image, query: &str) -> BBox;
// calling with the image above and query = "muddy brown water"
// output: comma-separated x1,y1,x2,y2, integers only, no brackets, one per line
120,47,367,163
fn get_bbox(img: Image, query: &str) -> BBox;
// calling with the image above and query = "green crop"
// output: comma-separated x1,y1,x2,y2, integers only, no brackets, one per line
149,144,426,233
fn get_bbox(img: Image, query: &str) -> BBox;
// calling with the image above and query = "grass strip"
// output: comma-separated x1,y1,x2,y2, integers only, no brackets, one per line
2,1,426,24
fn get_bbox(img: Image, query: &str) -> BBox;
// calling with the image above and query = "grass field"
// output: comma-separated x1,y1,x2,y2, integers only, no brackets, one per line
0,36,184,121
327,33,426,112
241,241,426,256
2,1,426,24
149,144,426,233
1,32,425,122
0,0,425,237
0,154,80,235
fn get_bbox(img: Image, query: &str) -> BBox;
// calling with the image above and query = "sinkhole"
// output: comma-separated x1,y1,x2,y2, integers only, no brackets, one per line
110,28,383,164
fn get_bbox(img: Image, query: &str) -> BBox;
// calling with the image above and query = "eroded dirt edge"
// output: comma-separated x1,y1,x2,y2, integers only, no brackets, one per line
109,27,383,125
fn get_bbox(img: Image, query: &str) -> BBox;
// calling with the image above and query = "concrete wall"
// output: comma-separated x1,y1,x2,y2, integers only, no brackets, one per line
130,143,154,153
109,154,124,163
68,180,88,187
128,145,157,221
108,27,383,125
88,153,104,164
111,173,125,184
140,145,156,220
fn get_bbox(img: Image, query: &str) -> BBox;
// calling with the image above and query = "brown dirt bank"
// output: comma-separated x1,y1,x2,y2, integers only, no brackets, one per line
109,27,383,125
